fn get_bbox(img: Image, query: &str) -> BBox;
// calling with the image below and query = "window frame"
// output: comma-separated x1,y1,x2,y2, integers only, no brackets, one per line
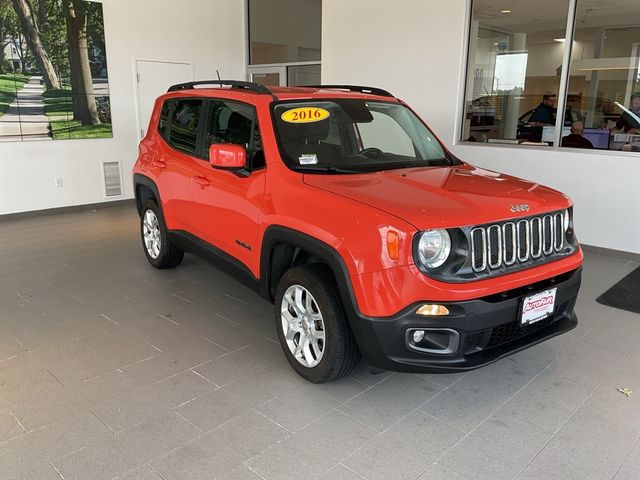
457,0,640,156
161,97,207,160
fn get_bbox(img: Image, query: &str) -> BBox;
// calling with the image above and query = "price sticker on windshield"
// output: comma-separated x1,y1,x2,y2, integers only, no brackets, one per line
281,107,330,124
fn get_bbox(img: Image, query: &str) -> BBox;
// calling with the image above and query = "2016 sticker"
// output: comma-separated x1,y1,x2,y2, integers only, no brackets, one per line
281,107,330,123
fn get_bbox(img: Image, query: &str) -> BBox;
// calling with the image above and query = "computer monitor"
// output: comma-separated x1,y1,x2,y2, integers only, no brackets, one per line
541,126,569,144
582,128,610,149
543,126,611,149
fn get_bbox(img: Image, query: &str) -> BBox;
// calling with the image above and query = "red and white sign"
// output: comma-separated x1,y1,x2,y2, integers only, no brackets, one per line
521,288,557,325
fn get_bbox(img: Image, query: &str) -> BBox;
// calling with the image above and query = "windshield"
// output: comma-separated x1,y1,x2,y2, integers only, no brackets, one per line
272,99,451,173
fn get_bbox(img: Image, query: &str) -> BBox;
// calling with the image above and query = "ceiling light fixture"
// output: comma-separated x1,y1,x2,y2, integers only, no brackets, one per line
500,9,511,14
554,38,566,42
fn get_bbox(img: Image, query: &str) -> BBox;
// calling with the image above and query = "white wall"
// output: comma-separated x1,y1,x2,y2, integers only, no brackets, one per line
0,0,246,215
322,0,640,254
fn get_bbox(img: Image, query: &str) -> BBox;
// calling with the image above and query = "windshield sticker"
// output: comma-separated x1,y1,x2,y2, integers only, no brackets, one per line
281,107,330,124
298,154,318,165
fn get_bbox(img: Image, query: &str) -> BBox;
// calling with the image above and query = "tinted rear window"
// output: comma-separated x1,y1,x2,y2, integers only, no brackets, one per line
168,99,203,154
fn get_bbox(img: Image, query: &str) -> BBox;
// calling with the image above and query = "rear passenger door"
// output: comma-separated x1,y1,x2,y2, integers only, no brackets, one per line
190,99,266,277
154,98,204,232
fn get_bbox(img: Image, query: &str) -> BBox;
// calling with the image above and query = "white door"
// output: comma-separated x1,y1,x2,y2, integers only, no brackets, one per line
135,59,193,139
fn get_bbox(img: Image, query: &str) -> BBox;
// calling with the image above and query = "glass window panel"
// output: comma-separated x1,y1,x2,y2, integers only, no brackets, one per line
169,99,202,154
249,0,321,64
287,64,321,86
562,2,640,152
462,0,572,146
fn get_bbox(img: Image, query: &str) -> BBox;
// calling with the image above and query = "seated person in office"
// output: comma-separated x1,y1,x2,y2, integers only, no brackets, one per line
562,121,594,149
615,92,640,134
529,94,557,126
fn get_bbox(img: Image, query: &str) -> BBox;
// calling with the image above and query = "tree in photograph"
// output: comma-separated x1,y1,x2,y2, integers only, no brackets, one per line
63,0,99,125
10,0,60,88
0,0,14,70
36,0,47,31
38,0,70,80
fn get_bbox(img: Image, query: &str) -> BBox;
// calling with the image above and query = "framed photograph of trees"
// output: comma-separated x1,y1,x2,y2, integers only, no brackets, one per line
0,0,112,142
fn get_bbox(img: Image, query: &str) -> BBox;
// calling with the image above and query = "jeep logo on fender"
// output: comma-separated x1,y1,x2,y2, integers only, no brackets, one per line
523,296,554,312
510,204,530,213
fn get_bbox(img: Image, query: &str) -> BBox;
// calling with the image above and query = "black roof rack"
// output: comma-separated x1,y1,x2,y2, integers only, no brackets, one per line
305,85,394,98
167,80,272,95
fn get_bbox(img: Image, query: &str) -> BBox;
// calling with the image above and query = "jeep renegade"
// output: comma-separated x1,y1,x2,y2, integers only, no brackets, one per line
133,81,582,383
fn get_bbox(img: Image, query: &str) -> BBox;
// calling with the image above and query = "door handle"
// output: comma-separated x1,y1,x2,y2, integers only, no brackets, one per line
151,159,167,168
193,176,210,187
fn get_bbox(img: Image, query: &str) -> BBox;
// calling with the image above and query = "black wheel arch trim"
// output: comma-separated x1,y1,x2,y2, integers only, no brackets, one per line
133,173,162,216
259,226,384,364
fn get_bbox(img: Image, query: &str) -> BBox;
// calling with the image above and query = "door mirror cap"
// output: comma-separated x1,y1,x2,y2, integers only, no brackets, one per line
209,144,246,169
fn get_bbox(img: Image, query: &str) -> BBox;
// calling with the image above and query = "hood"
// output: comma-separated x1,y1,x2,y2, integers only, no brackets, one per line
302,164,570,230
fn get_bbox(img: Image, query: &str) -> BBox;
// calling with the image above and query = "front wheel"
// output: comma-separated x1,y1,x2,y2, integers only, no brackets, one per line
275,265,360,383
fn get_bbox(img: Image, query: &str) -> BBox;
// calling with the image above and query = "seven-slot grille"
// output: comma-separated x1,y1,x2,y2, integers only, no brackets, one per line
471,212,566,273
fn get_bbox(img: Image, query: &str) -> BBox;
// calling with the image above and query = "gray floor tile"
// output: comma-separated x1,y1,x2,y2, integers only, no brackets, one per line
579,372,640,430
525,411,638,480
257,376,366,432
480,344,558,388
91,370,216,432
247,410,377,480
116,464,163,480
150,410,288,480
420,371,520,433
418,464,468,480
217,465,265,480
0,409,24,442
338,374,442,432
2,206,639,480
344,411,464,480
318,465,367,480
439,406,550,480
176,370,295,433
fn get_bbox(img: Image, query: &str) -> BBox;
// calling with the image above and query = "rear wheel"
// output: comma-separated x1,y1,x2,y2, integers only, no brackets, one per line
275,265,359,383
140,199,184,269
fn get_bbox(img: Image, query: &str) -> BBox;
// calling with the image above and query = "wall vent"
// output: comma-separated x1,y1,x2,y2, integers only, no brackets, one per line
103,161,122,197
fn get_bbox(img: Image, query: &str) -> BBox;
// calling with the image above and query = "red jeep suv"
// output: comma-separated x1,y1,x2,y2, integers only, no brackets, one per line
133,81,582,383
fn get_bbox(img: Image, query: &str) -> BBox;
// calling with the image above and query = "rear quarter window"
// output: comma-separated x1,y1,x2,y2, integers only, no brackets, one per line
158,101,171,139
168,99,203,155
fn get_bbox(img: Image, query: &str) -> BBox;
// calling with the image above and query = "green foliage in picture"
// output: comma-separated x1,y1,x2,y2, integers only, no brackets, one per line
0,72,29,115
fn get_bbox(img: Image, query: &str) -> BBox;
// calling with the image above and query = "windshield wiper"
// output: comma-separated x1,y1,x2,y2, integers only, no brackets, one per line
295,166,364,174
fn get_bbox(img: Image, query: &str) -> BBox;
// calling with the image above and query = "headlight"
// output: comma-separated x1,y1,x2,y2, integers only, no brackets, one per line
417,229,452,269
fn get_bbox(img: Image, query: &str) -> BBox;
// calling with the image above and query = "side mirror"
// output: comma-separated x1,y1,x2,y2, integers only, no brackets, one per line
209,144,246,170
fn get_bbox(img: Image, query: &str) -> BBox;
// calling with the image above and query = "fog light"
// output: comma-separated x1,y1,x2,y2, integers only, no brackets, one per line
412,330,426,343
416,304,449,316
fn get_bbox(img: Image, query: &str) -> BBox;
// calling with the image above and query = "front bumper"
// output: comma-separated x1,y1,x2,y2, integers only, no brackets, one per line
352,267,581,373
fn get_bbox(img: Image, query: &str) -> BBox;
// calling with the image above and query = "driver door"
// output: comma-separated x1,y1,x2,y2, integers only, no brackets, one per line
190,99,266,276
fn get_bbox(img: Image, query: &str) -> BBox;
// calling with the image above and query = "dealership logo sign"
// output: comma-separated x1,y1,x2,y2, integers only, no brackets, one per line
523,295,555,313
510,204,530,213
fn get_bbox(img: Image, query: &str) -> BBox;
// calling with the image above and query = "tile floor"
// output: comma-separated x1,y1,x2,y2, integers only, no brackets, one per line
0,206,639,480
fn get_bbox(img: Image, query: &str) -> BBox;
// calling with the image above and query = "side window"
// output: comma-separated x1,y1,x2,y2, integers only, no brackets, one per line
205,100,265,169
168,99,203,155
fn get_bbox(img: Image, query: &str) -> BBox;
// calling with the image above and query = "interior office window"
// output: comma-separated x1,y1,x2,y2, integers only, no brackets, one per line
561,2,640,152
287,64,321,86
249,0,321,64
462,0,571,145
169,99,202,155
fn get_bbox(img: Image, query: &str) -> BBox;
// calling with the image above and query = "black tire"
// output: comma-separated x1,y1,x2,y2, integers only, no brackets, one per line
140,199,184,269
274,264,360,383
